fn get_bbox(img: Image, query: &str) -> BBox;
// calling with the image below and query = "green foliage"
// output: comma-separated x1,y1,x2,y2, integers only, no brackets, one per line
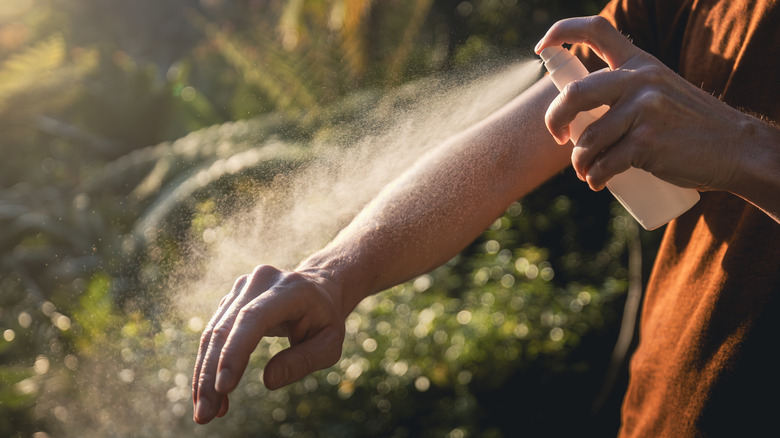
72,273,116,350
0,1,649,437
0,35,93,115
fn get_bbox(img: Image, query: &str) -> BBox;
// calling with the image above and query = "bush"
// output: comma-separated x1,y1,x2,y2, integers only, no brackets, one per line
0,1,656,437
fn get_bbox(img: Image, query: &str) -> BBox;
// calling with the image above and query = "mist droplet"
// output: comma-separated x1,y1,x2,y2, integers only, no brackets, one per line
118,368,135,383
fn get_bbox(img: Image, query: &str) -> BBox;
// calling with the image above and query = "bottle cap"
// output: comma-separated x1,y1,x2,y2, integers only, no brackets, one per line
539,46,572,73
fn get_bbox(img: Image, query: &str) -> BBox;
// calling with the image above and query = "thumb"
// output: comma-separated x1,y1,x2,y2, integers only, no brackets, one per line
263,326,344,390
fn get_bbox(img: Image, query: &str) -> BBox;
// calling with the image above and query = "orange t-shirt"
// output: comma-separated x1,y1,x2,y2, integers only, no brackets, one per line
576,0,780,436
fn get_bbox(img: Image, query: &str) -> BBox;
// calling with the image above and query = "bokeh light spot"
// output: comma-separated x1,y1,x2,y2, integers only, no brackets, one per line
18,311,32,328
361,338,377,353
456,310,472,325
181,86,197,102
34,355,50,375
187,317,204,332
414,376,430,392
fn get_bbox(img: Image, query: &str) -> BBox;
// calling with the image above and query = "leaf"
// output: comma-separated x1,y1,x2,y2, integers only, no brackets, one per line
0,34,96,117
132,139,311,247
73,272,117,350
204,21,318,115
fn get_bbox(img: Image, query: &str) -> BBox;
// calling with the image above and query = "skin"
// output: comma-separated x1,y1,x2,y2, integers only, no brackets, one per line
536,15,780,223
193,15,780,425
192,76,569,424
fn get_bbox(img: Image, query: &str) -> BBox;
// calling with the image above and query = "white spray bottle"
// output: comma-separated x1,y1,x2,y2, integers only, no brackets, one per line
540,46,699,230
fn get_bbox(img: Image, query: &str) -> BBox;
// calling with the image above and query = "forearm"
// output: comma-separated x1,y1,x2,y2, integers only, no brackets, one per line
297,77,569,315
729,115,780,223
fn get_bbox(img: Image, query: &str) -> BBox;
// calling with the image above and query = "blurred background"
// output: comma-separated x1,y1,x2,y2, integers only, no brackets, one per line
0,1,668,437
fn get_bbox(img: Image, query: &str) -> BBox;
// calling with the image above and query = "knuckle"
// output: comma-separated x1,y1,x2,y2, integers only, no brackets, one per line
639,64,665,80
637,89,666,112
232,274,249,291
211,320,234,344
560,79,582,102
285,348,317,381
236,303,261,324
589,15,613,34
282,270,307,285
242,265,283,298
196,369,215,390
549,19,565,34
235,302,267,333
251,264,279,279
219,291,234,307
299,348,317,372
579,124,597,146
199,329,213,349
631,122,654,142
283,272,322,299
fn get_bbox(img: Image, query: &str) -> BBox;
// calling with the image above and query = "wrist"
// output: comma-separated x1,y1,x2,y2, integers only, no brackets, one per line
296,249,369,318
730,115,780,221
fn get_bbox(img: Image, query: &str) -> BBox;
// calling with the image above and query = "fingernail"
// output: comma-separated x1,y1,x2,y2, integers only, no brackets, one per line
534,40,542,53
215,369,231,393
195,398,210,422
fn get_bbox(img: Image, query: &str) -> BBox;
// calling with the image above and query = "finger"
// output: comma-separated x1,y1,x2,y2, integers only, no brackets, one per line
569,94,638,180
263,326,344,390
192,275,247,406
535,16,638,69
584,136,637,191
193,294,236,405
196,321,236,424
216,394,229,418
213,279,311,393
544,68,628,144
194,266,281,423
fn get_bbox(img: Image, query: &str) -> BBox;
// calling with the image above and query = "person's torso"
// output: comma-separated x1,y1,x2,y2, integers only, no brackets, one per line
592,0,780,436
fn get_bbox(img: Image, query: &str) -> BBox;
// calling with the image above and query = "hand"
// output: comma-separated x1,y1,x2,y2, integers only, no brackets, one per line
534,16,754,193
192,265,346,424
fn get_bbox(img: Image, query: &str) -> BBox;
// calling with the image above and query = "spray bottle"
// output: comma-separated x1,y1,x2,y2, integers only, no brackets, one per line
539,46,699,230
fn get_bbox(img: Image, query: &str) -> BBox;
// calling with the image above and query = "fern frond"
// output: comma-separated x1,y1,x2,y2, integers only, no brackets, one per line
0,34,96,116
205,23,318,115
384,0,435,86
131,140,311,247
81,114,299,196
339,0,373,83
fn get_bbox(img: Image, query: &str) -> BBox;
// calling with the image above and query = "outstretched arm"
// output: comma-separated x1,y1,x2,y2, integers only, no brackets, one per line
192,76,569,424
303,76,572,314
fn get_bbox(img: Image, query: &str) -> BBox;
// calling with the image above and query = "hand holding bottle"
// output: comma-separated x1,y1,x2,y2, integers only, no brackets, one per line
537,32,699,229
534,15,773,215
